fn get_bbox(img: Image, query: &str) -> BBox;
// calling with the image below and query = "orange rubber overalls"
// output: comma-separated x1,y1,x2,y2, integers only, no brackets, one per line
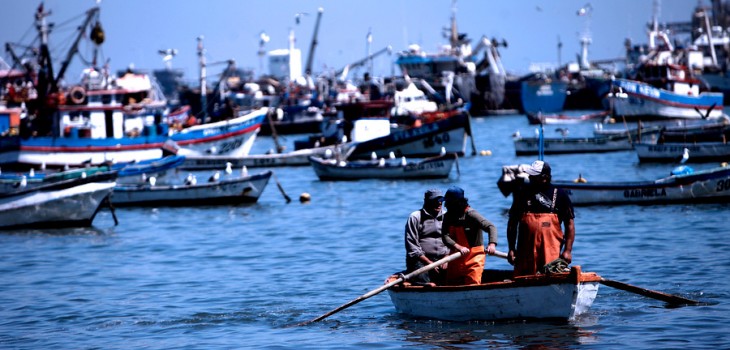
445,225,485,285
514,189,564,276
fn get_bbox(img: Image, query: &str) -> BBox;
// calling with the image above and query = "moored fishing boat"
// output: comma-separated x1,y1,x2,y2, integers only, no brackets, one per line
111,170,272,206
526,110,609,125
0,4,266,168
553,165,730,205
607,11,724,120
634,142,730,162
387,266,601,321
498,163,730,205
520,78,568,115
309,153,457,180
0,170,117,229
346,111,471,159
513,133,638,155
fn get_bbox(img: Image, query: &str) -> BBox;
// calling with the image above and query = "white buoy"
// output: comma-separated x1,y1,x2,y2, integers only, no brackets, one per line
299,192,311,203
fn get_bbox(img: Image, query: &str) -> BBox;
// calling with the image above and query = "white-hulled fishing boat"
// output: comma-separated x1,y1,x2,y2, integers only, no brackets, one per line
308,153,457,180
553,165,730,205
0,171,117,229
111,170,272,206
387,266,601,321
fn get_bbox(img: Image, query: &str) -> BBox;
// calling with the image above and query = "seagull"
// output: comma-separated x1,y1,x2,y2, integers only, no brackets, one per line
534,128,540,137
371,152,377,160
184,173,197,186
208,171,221,182
401,157,407,166
81,172,87,179
29,168,35,177
141,173,147,183
324,149,333,159
378,158,385,167
555,128,569,137
225,162,233,175
511,130,521,139
14,176,27,189
241,165,249,177
40,162,46,171
148,176,157,187
389,151,396,159
680,148,690,164
440,147,446,156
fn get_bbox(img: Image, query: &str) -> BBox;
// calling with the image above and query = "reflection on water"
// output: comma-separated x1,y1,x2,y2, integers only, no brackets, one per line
394,315,599,348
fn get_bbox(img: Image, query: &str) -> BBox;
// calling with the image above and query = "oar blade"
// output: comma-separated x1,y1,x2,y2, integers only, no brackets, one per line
600,278,702,306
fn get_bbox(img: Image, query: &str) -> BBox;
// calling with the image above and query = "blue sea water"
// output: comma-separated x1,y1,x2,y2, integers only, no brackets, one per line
1,113,729,349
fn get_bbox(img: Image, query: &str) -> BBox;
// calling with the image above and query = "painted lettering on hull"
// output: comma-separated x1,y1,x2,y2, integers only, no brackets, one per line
623,188,668,198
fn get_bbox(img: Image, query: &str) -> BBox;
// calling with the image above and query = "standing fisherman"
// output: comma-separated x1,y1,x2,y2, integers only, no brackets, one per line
507,160,575,276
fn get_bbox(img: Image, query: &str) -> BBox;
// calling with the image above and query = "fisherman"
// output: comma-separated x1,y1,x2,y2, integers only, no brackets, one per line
404,189,450,286
441,186,498,285
507,160,575,276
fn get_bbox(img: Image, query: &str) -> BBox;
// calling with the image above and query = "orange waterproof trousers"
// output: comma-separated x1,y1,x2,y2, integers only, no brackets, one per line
445,226,485,285
514,212,563,277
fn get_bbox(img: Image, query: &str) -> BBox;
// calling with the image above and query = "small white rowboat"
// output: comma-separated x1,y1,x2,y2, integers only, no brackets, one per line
387,266,601,322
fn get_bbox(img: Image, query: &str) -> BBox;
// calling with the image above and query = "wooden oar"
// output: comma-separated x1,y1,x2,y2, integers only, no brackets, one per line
599,278,702,306
298,251,464,326
489,250,702,306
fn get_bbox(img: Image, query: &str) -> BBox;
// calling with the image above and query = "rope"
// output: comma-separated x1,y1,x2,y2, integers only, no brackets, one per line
541,258,570,274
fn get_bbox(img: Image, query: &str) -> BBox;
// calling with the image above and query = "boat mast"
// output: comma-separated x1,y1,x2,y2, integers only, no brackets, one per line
366,28,373,77
197,35,208,121
304,7,323,76
55,7,100,88
577,3,593,70
34,3,55,100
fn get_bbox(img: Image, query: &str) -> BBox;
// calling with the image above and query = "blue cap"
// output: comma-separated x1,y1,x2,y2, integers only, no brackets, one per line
444,186,465,201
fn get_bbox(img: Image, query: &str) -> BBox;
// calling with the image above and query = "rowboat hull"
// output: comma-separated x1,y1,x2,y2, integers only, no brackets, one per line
388,267,600,321
0,180,116,229
555,166,730,205
635,142,730,162
309,153,457,180
111,170,272,206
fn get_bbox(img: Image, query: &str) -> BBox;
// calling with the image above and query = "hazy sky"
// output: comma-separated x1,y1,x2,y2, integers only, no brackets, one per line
1,0,699,84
